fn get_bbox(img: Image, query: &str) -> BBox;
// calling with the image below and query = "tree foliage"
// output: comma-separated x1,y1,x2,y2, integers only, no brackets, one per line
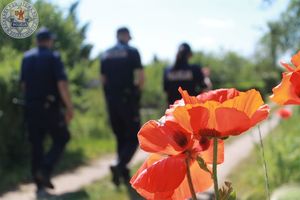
261,0,300,56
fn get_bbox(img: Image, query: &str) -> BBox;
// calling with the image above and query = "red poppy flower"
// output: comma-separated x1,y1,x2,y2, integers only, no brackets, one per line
177,87,270,138
270,51,300,105
131,107,224,200
277,108,292,119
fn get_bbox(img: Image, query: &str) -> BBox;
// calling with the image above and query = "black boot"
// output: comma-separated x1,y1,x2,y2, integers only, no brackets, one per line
34,170,55,189
121,167,131,184
110,165,121,187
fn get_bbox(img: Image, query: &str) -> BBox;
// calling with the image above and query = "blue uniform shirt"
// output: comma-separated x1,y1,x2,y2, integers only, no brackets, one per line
163,63,207,104
20,47,67,106
100,43,142,96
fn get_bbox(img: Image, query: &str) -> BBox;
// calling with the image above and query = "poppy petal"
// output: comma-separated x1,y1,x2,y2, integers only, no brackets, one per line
270,72,300,105
169,106,193,133
130,153,163,183
172,161,213,200
215,107,251,136
222,89,264,117
250,104,270,127
173,105,209,136
291,51,300,67
290,70,300,96
131,154,187,198
281,62,295,72
200,139,224,164
277,108,292,119
138,120,189,155
197,88,240,103
130,154,174,200
178,87,199,104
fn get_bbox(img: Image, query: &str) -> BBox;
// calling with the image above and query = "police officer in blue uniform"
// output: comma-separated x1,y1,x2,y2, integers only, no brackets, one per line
163,43,208,104
100,27,144,186
20,27,74,196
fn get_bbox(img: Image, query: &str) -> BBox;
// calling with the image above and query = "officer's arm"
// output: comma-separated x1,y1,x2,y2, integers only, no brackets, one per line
201,67,212,91
135,69,145,90
53,53,74,123
100,75,107,85
58,81,74,123
132,50,144,89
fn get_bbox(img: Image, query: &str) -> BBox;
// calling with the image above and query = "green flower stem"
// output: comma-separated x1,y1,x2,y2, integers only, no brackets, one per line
213,137,220,200
258,126,271,200
185,157,197,200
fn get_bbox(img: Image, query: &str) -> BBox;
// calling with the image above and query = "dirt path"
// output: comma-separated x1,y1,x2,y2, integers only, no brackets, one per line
0,111,282,200
0,151,148,200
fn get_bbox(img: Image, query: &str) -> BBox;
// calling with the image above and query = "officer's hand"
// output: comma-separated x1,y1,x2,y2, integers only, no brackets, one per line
65,107,74,124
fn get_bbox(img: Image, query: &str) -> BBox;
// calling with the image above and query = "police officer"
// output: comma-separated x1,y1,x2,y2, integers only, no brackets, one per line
100,27,144,186
163,43,208,104
20,27,73,196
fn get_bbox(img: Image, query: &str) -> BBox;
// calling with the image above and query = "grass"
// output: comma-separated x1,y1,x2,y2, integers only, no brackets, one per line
228,107,300,200
0,137,116,194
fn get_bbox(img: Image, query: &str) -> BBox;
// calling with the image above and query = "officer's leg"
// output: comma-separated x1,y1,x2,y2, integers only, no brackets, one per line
107,102,126,162
117,102,140,180
27,124,46,190
106,102,127,186
43,123,70,176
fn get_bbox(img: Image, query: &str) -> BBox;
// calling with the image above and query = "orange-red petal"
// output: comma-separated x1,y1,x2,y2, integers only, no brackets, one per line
178,87,200,104
199,139,224,164
250,104,270,127
138,120,191,155
290,70,300,96
171,160,213,200
270,72,300,105
281,62,295,72
197,88,240,103
169,106,193,133
277,108,292,119
222,89,265,117
131,154,187,199
181,106,209,135
291,51,300,67
214,107,251,136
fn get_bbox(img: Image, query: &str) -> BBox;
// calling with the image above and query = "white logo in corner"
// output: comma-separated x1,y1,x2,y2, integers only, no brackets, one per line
1,0,39,39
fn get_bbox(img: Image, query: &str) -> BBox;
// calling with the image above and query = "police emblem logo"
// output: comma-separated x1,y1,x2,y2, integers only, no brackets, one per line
1,0,39,39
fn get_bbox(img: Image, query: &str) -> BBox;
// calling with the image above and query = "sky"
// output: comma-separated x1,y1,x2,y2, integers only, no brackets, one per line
50,0,289,64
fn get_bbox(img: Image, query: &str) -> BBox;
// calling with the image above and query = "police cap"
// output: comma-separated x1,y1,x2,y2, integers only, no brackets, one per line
36,27,55,41
117,27,131,38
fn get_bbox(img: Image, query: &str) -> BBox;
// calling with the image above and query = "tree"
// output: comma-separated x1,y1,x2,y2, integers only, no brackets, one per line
0,0,92,66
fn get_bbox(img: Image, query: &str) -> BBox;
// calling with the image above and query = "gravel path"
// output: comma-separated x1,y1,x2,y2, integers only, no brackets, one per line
0,110,282,200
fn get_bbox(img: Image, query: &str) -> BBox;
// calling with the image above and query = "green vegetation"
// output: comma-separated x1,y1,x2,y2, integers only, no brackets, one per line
228,107,300,199
1,0,298,197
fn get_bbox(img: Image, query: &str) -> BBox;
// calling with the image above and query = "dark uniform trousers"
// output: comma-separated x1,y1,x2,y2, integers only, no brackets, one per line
25,103,70,185
105,89,140,170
